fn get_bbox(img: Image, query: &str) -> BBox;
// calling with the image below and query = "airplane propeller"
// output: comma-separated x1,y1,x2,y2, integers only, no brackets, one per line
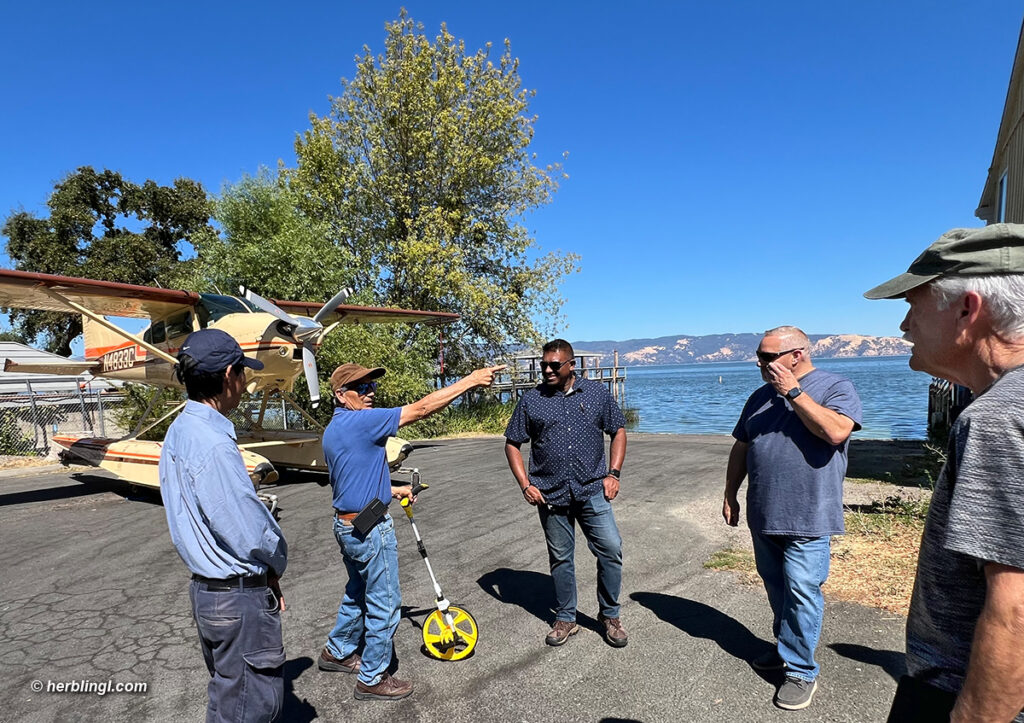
241,286,353,408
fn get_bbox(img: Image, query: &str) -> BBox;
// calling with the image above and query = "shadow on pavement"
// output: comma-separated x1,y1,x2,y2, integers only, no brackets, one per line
282,656,317,722
478,567,554,623
828,642,906,681
0,474,130,506
71,472,164,505
630,591,779,683
846,439,934,488
476,567,602,634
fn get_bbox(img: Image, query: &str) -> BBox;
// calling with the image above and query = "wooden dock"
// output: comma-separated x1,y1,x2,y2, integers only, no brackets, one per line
491,350,627,405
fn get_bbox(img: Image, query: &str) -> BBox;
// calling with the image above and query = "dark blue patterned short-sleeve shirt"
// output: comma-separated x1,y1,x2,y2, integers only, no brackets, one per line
504,376,627,505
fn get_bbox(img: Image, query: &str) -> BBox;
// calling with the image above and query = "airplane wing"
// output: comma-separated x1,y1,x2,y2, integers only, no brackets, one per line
4,358,100,375
272,300,459,326
0,269,200,319
0,268,459,325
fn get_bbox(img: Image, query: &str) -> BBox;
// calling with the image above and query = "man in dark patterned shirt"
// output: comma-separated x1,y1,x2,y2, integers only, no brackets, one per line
504,338,628,648
866,223,1024,723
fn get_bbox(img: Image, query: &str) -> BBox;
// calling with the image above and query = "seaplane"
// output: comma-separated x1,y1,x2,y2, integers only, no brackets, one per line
0,269,456,509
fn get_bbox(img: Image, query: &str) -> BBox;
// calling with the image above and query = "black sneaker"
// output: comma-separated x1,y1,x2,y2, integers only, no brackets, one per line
775,676,817,710
751,649,787,671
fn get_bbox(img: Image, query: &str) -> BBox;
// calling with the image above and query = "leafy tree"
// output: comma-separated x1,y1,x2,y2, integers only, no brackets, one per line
1,166,216,355
191,170,355,301
289,11,579,369
191,170,439,422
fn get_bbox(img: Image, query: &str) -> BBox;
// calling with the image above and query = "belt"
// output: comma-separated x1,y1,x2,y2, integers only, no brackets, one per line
334,510,358,525
192,573,268,591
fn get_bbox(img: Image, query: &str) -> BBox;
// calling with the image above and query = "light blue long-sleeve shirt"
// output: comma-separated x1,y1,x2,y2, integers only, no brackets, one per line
159,400,287,579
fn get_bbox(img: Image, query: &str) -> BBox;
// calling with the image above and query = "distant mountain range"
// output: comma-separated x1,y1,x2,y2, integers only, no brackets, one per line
567,333,911,366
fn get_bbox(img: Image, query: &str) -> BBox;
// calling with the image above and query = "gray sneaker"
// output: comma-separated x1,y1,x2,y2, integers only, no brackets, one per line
775,676,817,710
751,649,787,671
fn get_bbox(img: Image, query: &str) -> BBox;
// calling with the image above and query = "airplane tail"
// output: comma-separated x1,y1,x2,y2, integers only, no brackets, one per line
82,315,129,360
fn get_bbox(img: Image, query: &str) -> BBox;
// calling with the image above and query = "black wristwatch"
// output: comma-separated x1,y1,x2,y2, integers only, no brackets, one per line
785,386,803,401
608,468,621,479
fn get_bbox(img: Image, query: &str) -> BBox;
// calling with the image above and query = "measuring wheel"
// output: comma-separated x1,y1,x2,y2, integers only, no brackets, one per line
421,605,478,661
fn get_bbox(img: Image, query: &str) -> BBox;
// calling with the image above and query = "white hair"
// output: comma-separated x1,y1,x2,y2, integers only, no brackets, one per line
930,274,1024,339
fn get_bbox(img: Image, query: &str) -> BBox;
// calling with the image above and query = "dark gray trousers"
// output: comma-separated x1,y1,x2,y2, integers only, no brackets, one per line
189,580,285,723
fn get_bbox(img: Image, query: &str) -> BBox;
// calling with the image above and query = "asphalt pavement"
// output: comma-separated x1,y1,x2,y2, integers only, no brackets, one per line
0,435,906,722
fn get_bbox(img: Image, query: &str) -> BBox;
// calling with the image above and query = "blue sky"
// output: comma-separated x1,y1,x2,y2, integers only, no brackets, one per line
2,1,1021,342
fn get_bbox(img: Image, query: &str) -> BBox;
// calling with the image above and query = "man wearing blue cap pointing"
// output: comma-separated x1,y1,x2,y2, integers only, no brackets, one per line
159,328,288,723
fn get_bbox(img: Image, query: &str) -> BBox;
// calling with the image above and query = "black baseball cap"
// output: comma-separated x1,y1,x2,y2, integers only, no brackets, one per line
864,223,1024,299
178,329,264,373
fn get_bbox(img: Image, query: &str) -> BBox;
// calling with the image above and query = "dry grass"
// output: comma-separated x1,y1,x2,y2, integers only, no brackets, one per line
829,511,925,615
704,547,760,585
0,455,56,470
706,440,937,616
706,513,925,616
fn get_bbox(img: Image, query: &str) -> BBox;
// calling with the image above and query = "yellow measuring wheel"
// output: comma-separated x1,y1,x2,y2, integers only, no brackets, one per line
399,469,479,661
422,606,478,661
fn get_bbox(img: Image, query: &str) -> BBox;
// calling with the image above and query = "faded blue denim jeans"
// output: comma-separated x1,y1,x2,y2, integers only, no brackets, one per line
325,514,401,686
538,491,623,622
751,533,831,681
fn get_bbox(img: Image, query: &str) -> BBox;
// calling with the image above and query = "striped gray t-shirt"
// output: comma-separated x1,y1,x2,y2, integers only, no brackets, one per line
906,364,1024,720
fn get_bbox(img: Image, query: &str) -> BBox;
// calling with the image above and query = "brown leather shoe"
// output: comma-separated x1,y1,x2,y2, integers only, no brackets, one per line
545,620,579,646
318,647,361,673
354,673,413,701
599,614,628,647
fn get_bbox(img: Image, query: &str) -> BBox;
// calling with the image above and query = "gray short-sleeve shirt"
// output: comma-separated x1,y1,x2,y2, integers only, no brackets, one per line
905,365,1024,717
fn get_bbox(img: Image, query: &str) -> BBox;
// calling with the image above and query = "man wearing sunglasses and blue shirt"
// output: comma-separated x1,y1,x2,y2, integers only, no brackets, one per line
318,360,503,701
723,326,861,711
504,338,629,648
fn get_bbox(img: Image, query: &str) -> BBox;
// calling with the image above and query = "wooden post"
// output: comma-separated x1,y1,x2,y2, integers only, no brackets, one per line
613,350,620,404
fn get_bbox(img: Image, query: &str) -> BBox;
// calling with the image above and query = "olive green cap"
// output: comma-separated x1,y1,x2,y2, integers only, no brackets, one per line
864,223,1024,300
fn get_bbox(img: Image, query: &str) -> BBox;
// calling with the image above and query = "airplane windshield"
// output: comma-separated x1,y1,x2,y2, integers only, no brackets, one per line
196,294,259,328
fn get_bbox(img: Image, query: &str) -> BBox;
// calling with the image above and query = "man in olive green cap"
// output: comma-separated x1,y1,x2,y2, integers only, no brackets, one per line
865,223,1024,722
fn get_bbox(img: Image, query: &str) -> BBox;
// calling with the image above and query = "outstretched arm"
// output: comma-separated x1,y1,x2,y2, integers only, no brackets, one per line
399,365,505,428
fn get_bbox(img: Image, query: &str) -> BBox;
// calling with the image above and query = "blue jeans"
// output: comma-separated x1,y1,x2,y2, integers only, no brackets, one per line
751,533,831,681
190,580,285,723
325,514,402,686
538,492,623,621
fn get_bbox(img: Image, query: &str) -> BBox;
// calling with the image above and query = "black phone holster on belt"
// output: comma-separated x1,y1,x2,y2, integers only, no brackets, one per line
352,498,388,535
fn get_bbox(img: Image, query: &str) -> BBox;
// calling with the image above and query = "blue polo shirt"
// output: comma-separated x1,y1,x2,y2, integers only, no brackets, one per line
504,376,627,506
323,406,401,513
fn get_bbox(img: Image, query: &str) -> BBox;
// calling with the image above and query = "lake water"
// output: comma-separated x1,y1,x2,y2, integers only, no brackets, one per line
623,356,930,440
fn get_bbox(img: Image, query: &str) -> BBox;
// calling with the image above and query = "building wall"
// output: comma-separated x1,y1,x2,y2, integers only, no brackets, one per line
994,68,1024,222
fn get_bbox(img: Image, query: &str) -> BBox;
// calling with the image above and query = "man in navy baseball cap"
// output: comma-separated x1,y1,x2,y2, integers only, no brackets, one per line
161,327,288,721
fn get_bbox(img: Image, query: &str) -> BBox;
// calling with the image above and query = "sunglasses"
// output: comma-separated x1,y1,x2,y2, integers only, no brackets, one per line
345,381,377,395
756,348,803,364
540,360,574,372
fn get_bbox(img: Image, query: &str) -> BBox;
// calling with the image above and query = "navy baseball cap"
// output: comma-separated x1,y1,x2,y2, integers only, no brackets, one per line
178,329,264,373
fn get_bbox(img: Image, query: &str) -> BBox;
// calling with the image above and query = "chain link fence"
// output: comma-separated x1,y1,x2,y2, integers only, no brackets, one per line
0,382,321,459
0,382,130,458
